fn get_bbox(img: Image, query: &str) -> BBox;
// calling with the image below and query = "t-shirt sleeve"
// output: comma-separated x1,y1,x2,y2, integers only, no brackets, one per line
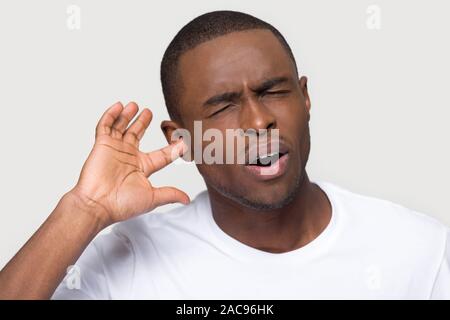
430,228,450,299
51,227,135,300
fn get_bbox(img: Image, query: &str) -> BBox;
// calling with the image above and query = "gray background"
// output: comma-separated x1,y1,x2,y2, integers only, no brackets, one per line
0,0,449,268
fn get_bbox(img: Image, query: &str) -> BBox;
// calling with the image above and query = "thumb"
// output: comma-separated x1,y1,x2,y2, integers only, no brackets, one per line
151,186,190,208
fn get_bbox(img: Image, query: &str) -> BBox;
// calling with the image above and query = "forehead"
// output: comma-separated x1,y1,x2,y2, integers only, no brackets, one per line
177,29,296,108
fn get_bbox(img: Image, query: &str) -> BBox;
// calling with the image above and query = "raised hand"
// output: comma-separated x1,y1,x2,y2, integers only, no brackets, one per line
71,101,189,227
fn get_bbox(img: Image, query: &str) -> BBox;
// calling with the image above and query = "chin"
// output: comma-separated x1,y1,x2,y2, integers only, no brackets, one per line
213,179,301,211
204,163,304,211
239,188,299,211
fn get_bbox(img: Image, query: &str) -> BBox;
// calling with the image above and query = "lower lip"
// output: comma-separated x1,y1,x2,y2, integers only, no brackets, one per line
243,153,289,181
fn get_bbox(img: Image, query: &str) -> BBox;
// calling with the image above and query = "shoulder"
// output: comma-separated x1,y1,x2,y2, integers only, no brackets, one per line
99,190,210,252
60,191,210,299
319,181,448,262
319,181,447,233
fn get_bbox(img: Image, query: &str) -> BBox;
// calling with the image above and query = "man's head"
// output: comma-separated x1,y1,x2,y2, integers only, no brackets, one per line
160,10,311,210
161,10,299,121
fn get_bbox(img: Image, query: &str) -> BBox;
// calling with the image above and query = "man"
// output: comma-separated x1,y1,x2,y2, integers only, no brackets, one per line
0,10,448,299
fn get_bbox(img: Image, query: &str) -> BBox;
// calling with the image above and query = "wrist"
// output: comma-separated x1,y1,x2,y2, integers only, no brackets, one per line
60,189,112,233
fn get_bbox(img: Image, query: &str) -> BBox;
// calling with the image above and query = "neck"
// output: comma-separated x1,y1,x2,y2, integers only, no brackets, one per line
207,174,332,253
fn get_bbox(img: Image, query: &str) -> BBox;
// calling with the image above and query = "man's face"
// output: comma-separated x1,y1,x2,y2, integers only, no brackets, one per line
174,29,311,209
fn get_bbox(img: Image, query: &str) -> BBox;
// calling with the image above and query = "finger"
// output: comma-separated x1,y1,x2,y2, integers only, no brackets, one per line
152,186,190,207
111,102,139,136
95,102,124,138
144,139,187,174
123,108,153,145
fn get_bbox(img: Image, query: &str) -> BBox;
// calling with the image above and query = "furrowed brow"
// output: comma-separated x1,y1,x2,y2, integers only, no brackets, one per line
203,91,242,107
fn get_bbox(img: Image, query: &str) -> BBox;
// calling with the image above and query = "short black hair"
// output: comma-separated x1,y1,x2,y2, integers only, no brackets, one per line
160,10,298,121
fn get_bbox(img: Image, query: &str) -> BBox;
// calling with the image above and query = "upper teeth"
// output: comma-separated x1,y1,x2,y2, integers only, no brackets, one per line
253,152,280,165
258,152,278,160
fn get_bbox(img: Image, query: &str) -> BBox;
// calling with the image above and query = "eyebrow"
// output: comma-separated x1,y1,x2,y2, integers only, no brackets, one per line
203,91,242,107
202,76,290,108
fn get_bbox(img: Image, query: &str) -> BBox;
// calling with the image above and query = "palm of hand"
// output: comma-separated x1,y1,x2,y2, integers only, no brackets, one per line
73,102,188,225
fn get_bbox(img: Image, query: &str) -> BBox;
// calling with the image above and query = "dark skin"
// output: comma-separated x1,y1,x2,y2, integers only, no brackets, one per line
162,29,331,253
0,28,332,299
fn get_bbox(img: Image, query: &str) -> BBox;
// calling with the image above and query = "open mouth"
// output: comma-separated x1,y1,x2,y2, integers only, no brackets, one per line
242,140,290,180
247,151,288,167
243,150,290,180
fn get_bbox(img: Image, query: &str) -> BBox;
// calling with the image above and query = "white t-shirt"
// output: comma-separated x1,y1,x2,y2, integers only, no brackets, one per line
52,182,450,299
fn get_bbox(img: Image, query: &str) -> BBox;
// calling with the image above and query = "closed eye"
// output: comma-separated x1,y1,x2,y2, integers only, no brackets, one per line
264,90,291,96
209,104,233,117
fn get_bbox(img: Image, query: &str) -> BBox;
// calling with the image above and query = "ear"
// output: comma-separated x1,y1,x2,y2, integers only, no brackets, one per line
299,76,311,120
160,120,180,144
161,120,193,162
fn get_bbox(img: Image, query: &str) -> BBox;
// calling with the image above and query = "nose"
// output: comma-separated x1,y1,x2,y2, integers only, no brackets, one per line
239,96,277,134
